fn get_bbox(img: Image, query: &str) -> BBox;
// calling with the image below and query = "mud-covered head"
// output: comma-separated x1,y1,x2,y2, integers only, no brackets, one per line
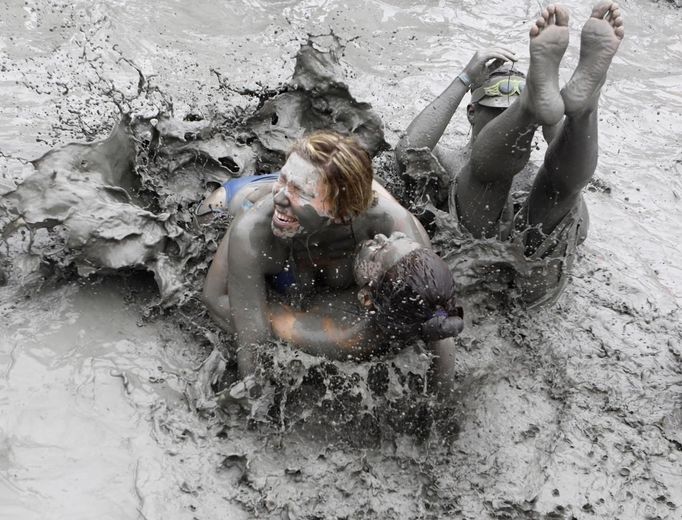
272,130,374,238
288,130,374,220
470,65,526,109
468,65,526,137
354,233,463,341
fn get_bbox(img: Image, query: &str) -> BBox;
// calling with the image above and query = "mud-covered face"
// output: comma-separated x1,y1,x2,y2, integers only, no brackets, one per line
468,103,506,138
353,232,422,287
271,153,334,239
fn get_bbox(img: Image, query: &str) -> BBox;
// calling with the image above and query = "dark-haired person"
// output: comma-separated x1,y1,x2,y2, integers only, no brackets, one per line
203,130,435,382
207,230,464,403
268,232,464,356
396,2,624,306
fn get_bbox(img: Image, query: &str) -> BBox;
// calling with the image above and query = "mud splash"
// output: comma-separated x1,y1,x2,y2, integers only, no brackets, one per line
0,32,565,451
1,35,451,446
1,35,386,308
2,1,682,519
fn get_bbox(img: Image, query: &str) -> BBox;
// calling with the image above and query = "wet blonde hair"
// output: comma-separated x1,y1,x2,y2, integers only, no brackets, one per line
288,130,374,220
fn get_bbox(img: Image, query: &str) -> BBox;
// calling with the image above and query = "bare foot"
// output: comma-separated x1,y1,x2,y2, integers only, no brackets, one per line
562,1,624,115
523,4,570,125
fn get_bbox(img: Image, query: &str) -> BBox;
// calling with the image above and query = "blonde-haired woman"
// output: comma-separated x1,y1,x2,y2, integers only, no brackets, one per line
201,131,443,380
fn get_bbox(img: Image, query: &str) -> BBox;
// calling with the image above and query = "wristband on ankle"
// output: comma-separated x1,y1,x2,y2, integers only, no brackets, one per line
457,72,472,88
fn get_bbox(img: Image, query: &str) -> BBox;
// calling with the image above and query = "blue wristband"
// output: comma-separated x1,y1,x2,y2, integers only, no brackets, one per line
457,72,472,88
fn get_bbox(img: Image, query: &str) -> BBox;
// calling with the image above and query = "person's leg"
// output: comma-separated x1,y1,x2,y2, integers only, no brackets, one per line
525,2,624,252
456,5,569,237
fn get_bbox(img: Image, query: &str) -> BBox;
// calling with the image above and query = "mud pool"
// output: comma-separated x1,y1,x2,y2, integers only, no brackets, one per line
1,1,682,519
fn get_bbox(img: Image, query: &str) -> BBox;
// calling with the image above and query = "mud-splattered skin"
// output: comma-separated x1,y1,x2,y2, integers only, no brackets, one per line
353,232,422,287
203,153,430,376
270,153,334,239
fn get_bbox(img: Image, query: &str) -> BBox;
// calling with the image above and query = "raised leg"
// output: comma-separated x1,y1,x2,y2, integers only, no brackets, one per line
456,4,569,237
526,1,624,248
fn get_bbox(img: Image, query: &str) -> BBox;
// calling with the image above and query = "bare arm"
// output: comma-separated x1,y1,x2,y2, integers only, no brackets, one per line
269,291,382,360
202,230,235,333
395,48,518,165
203,231,378,362
217,207,279,377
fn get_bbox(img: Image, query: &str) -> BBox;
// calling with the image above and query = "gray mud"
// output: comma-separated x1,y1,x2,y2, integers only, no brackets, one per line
2,1,682,519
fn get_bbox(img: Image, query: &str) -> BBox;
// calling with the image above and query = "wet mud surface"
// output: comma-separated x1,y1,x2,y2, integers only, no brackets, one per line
2,1,682,519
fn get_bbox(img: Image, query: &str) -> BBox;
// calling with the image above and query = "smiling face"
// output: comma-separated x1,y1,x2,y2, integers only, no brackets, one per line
353,232,422,287
271,152,335,239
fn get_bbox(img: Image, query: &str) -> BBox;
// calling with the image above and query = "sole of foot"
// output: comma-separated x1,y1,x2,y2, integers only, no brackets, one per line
562,1,625,116
524,4,570,126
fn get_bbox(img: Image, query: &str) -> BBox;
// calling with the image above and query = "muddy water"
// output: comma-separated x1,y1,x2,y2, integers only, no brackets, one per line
1,1,682,519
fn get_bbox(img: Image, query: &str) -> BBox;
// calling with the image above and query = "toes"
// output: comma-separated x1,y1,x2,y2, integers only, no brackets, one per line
604,3,624,37
536,4,571,28
530,16,546,37
591,1,613,19
610,14,623,29
554,5,570,26
532,3,573,36
609,8,622,26
546,4,556,24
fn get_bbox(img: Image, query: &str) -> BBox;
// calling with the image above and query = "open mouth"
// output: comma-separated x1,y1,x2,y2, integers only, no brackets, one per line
273,208,298,228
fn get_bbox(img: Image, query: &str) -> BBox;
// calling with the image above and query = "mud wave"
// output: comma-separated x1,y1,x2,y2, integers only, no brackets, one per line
1,35,387,311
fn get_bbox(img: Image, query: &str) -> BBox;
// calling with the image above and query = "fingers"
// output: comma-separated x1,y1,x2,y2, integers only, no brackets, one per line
464,47,519,84
486,58,507,74
481,47,518,63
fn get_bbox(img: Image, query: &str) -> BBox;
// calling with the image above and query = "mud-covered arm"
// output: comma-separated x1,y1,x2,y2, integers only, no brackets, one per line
202,230,235,332
395,49,517,165
269,293,382,360
226,213,275,377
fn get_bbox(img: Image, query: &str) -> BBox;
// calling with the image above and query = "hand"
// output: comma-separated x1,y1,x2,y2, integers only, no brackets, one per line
422,315,464,341
461,47,518,87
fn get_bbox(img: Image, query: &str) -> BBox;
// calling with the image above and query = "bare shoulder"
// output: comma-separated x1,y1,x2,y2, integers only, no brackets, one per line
227,197,288,270
359,184,404,227
358,181,429,245
229,196,275,243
